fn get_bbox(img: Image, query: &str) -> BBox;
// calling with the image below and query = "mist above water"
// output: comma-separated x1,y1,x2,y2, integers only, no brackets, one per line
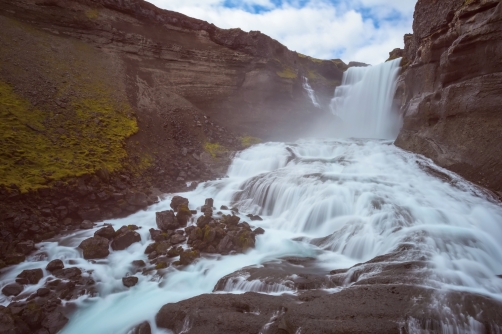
331,58,402,139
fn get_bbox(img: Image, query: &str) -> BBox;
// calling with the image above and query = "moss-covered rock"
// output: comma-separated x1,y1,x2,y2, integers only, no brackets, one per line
179,249,200,265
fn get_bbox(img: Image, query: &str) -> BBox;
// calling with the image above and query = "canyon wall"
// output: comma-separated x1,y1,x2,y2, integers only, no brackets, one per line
395,0,502,196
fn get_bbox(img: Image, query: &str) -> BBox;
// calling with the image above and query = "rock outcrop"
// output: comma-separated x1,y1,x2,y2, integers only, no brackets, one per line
395,0,502,195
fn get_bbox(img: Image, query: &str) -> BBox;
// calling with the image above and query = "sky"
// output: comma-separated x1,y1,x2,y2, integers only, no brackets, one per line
146,0,417,65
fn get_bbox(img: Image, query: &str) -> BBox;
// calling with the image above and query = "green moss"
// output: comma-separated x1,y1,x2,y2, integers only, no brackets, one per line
240,136,261,148
204,142,225,158
276,67,297,79
85,9,99,20
0,80,138,192
155,262,168,269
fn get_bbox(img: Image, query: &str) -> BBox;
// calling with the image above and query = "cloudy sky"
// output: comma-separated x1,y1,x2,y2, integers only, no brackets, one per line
146,0,417,65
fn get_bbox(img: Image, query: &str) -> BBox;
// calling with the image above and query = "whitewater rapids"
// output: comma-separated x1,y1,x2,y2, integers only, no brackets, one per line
1,138,501,333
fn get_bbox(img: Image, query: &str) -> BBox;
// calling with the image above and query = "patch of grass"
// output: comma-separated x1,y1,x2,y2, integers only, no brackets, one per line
276,67,297,79
240,136,261,148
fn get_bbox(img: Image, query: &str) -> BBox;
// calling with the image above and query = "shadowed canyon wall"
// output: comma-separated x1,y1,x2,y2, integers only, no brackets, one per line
395,0,502,196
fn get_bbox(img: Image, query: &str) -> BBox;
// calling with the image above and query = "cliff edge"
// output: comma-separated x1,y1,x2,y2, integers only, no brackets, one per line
395,0,502,196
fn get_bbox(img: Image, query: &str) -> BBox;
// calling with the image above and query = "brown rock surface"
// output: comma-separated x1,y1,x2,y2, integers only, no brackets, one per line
395,0,502,194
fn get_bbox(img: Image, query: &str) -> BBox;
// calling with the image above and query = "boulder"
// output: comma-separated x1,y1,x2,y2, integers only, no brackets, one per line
78,236,110,259
170,196,189,212
41,311,68,334
156,210,179,231
133,321,152,334
167,246,183,258
179,249,200,265
80,220,94,229
175,204,192,226
17,269,43,284
53,267,82,280
126,192,148,207
111,230,141,251
253,227,265,235
46,259,64,272
2,283,23,296
122,276,139,288
170,234,186,245
94,225,116,239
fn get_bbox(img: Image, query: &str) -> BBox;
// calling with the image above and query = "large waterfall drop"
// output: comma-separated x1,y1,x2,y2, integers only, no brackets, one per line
331,58,402,139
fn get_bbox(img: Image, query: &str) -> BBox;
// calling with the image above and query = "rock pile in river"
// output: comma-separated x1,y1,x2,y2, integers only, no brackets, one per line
145,196,264,267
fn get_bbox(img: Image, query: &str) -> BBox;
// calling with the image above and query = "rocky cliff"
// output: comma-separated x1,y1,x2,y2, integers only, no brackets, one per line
395,0,502,196
0,0,346,263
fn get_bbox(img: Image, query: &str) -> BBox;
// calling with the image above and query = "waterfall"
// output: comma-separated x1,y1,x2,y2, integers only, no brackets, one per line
330,58,401,139
302,76,320,108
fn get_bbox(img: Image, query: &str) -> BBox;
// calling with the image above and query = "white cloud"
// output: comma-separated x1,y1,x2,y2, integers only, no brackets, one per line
147,0,416,65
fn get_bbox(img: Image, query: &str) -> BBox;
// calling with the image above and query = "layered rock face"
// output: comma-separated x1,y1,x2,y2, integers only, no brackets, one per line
395,0,502,195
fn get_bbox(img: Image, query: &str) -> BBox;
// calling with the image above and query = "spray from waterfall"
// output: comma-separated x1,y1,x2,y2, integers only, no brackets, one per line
330,58,401,139
302,76,320,108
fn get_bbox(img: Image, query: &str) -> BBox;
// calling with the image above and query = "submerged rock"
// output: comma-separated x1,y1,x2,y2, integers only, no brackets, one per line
122,276,139,288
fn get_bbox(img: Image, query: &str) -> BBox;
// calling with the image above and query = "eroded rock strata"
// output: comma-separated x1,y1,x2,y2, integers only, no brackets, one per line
0,0,346,264
395,0,502,195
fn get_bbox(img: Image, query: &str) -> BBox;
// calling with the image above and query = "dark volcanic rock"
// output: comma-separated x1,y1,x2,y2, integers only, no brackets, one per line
17,268,43,284
170,196,189,212
16,240,35,255
4,253,25,265
80,220,94,229
122,276,139,288
111,230,141,251
94,225,116,240
395,0,502,194
179,249,200,265
156,210,179,231
2,283,23,296
78,236,110,259
46,259,64,272
54,267,82,280
132,321,152,334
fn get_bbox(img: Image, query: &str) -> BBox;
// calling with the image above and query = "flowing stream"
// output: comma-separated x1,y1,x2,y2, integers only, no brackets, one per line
1,59,502,333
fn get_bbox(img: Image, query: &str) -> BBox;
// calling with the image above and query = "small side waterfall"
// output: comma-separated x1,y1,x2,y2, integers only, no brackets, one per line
302,76,320,108
330,58,401,139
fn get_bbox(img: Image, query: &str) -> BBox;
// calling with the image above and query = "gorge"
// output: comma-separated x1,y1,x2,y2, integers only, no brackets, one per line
1,0,502,333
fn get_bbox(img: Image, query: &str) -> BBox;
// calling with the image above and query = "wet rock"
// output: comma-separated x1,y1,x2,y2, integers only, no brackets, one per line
220,205,229,210
133,321,152,334
16,240,35,255
253,227,265,235
217,235,232,254
2,283,24,296
155,261,168,269
80,220,93,229
17,268,43,284
170,234,186,245
247,214,263,221
22,302,44,329
132,260,146,267
122,276,139,288
37,287,50,297
41,311,68,334
196,215,212,228
94,225,115,240
78,236,110,259
204,198,214,208
111,230,141,251
53,267,82,280
170,196,188,212
179,249,200,265
4,253,25,265
156,210,179,231
167,246,183,258
175,204,192,226
46,259,64,272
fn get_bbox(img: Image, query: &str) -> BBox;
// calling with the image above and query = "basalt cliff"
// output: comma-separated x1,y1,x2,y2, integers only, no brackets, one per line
0,0,345,260
394,0,502,196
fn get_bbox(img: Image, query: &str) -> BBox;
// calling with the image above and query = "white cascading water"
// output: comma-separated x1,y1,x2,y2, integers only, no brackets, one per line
331,58,402,139
2,59,502,333
302,76,320,108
